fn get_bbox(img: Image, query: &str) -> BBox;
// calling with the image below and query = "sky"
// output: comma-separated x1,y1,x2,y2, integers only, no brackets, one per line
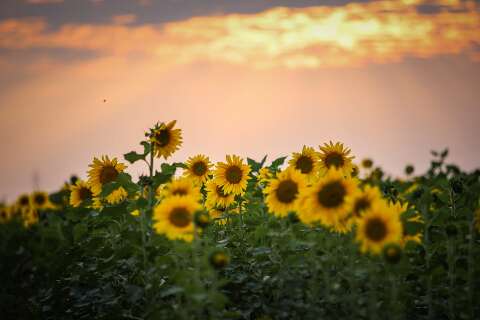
0,0,479,201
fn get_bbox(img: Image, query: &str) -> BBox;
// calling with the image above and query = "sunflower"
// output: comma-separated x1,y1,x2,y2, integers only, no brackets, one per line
69,180,93,207
257,167,273,184
205,179,235,209
356,200,403,254
208,208,227,225
0,206,12,223
214,155,251,195
16,194,31,209
157,177,201,201
264,167,307,217
153,195,201,242
475,208,480,233
298,168,357,228
351,185,383,219
22,208,39,228
184,154,212,184
105,187,128,205
150,120,182,159
87,155,127,196
30,191,51,210
318,141,354,175
288,146,319,180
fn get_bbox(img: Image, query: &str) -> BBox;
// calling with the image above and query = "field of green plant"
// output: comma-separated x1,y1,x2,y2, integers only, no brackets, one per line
1,121,479,320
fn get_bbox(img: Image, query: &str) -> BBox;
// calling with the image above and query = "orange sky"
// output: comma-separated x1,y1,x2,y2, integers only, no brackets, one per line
0,0,479,200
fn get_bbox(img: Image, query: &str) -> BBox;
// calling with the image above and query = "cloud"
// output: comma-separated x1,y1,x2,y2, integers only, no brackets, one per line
26,0,64,4
2,0,480,69
112,14,137,25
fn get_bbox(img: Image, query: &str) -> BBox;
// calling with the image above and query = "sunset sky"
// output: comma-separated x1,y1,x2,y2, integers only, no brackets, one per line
0,0,479,201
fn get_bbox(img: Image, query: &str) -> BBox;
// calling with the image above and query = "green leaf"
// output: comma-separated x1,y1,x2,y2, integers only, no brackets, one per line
141,141,151,155
270,156,287,170
100,181,120,197
247,158,262,172
124,151,145,164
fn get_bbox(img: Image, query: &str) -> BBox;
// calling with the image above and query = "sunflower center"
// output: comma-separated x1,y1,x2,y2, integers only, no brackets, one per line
354,197,371,216
276,180,299,204
79,187,92,201
20,196,30,206
216,186,228,198
365,217,387,242
324,152,345,169
192,161,207,176
100,166,119,184
34,194,46,206
0,210,6,218
155,129,170,147
169,207,192,228
225,166,243,184
317,180,346,208
172,188,188,196
296,156,313,174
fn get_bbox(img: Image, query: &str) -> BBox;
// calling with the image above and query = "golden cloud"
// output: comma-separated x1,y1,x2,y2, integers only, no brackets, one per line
1,0,479,68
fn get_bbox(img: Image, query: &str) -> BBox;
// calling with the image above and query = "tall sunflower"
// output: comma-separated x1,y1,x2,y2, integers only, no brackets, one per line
153,195,201,242
0,206,12,223
264,167,307,217
205,179,235,209
150,120,182,159
184,154,212,184
87,156,127,195
318,141,354,175
214,155,251,195
298,168,357,228
356,200,403,254
16,194,31,209
288,146,319,180
30,191,51,210
22,208,39,228
157,177,201,201
69,180,93,207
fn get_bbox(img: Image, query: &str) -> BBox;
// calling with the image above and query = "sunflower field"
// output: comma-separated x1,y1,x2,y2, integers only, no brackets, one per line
1,121,479,320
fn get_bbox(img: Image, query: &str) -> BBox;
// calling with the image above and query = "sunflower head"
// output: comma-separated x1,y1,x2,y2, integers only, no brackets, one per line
209,250,230,269
157,177,201,201
22,208,39,228
153,195,201,242
184,154,212,184
298,168,357,228
31,191,51,210
257,167,273,184
383,244,402,265
150,120,183,159
351,185,383,219
17,194,31,209
318,141,354,175
69,180,93,207
208,208,227,225
87,156,126,195
356,200,403,254
205,179,235,210
264,167,307,217
288,146,319,179
0,206,12,223
214,155,251,195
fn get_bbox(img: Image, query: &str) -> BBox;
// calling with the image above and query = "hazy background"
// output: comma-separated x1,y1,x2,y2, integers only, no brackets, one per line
1,0,479,201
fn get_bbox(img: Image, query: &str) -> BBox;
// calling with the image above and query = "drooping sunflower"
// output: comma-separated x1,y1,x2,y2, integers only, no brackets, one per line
105,187,128,205
264,167,307,217
214,155,251,195
318,141,354,175
150,120,182,159
356,200,403,254
288,146,320,180
69,180,93,207
16,194,31,209
30,191,51,210
298,168,357,228
184,154,212,184
205,179,235,209
153,195,201,242
87,155,127,196
157,177,201,201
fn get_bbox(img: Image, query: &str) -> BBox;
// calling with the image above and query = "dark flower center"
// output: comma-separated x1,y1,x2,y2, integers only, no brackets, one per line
324,152,345,169
79,187,92,201
34,194,47,206
19,196,30,206
354,197,371,216
0,210,6,218
100,166,118,184
169,207,192,228
225,166,242,184
317,180,346,208
275,180,299,204
192,161,207,176
155,129,171,147
172,188,188,196
365,217,387,242
216,186,229,198
296,156,313,174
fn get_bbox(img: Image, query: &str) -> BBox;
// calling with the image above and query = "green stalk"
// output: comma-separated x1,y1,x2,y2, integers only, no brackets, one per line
447,238,455,320
467,215,475,319
389,271,399,320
